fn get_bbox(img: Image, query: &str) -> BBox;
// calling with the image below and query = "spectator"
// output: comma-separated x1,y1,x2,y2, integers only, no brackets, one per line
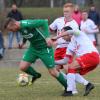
7,4,23,49
0,30,5,59
72,5,82,26
80,10,99,46
88,5,100,46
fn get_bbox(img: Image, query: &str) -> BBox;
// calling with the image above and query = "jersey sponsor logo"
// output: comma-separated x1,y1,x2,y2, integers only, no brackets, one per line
23,33,34,39
48,64,53,67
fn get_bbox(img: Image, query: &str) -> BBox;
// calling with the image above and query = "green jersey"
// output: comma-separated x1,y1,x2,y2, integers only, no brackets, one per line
19,19,50,49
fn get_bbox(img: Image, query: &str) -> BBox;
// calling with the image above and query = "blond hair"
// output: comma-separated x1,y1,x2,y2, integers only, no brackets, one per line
63,3,74,8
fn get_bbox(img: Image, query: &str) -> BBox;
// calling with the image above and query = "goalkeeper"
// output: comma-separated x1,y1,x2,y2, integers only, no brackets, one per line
4,18,67,89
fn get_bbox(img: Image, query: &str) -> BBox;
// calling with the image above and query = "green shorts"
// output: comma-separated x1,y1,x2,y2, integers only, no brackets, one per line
22,47,55,69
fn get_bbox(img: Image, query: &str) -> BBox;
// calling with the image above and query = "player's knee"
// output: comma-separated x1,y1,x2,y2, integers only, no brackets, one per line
19,63,28,71
56,65,63,71
49,71,56,77
20,65,26,71
19,61,31,71
48,68,58,77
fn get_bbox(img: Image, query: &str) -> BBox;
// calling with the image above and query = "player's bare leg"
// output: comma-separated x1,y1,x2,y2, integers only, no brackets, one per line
19,61,41,85
48,67,67,90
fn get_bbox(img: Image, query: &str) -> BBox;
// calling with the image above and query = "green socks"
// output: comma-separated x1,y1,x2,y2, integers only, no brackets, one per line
24,67,67,88
24,66,41,78
56,72,67,88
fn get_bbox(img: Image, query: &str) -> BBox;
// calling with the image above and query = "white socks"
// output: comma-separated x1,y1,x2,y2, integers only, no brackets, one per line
61,72,89,95
66,73,89,94
67,73,76,91
75,73,89,85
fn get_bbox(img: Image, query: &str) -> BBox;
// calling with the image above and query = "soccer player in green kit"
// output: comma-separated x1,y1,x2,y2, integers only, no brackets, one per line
4,18,67,90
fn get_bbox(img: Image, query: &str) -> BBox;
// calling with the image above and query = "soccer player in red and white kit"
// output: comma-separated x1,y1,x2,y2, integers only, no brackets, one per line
54,26,99,96
50,3,78,65
49,3,79,94
80,10,99,46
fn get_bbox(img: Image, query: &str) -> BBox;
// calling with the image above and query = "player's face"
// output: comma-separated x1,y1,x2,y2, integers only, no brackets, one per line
90,6,95,11
82,12,88,20
63,35,72,41
7,23,18,32
63,7,73,19
12,5,17,11
74,5,79,12
62,29,72,41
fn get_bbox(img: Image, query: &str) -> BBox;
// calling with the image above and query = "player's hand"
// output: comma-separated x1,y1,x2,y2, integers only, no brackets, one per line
19,43,24,49
46,38,53,47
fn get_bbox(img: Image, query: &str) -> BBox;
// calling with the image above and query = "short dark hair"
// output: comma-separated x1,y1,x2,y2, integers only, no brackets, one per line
63,26,72,31
4,18,15,29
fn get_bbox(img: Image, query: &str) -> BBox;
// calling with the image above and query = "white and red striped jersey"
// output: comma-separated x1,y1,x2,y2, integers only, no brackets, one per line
66,30,99,57
49,17,79,48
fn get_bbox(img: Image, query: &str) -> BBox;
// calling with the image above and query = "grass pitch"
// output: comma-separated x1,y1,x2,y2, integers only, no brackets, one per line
0,61,100,100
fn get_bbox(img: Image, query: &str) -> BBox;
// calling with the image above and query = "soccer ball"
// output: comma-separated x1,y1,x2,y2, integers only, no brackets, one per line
17,73,29,86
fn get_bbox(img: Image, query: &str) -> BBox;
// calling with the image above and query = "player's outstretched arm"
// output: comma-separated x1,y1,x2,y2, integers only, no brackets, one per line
51,31,70,40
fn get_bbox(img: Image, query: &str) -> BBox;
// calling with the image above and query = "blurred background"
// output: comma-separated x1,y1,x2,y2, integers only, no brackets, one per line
0,0,100,58
0,0,100,29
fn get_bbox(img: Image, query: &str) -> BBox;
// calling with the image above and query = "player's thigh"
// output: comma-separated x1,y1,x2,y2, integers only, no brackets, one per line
40,48,55,69
76,52,99,75
79,66,97,75
54,47,67,60
22,47,38,64
76,52,99,68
